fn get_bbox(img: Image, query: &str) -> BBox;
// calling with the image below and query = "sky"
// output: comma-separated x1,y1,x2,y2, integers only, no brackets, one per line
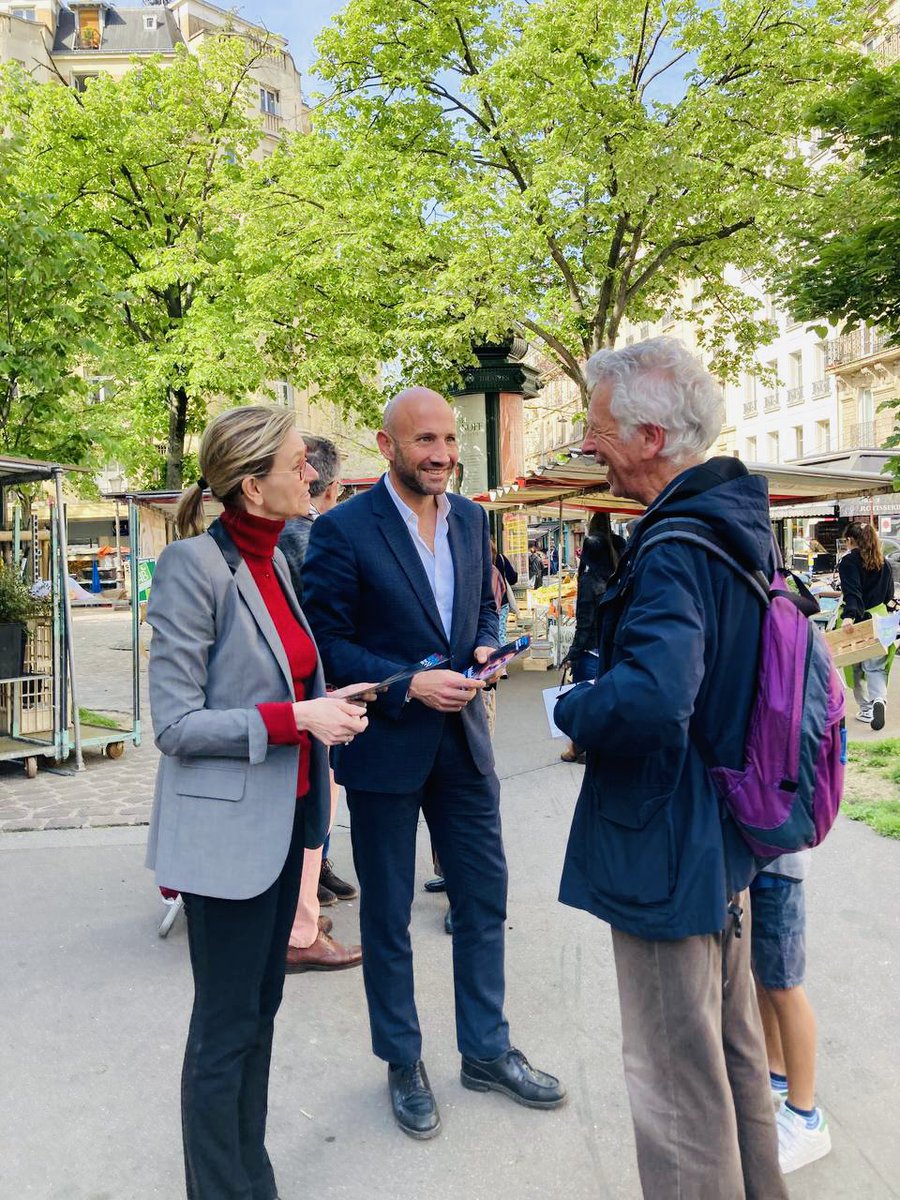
237,0,348,80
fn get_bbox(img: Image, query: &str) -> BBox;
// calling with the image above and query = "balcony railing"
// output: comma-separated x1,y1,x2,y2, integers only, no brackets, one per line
875,28,900,63
262,112,282,135
842,420,878,449
826,328,891,368
764,392,780,413
811,378,830,400
787,385,805,407
743,400,758,419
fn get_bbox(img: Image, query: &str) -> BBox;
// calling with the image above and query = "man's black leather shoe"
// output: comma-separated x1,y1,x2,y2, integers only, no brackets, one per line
388,1060,441,1139
460,1048,567,1109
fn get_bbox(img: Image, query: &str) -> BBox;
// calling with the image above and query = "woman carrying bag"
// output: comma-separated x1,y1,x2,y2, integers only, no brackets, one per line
838,520,895,731
146,405,373,1200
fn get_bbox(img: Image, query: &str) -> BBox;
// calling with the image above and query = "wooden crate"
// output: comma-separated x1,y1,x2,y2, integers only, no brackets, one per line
822,619,885,668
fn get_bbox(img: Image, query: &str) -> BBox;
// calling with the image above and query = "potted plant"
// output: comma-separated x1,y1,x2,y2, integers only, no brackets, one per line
0,563,36,679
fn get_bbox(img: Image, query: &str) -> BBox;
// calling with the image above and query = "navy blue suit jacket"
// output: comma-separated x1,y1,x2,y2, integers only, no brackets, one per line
301,477,500,794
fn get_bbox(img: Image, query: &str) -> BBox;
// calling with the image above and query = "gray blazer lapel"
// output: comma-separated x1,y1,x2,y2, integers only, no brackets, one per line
233,561,294,695
372,482,448,645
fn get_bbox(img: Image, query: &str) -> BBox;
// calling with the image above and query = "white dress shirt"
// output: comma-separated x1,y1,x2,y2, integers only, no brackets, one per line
383,471,455,640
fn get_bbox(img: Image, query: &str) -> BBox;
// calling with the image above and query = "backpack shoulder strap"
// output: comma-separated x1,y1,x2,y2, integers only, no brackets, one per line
634,517,771,607
206,518,241,576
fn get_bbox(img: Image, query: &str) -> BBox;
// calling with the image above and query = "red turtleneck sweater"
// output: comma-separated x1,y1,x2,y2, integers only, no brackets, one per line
220,506,317,798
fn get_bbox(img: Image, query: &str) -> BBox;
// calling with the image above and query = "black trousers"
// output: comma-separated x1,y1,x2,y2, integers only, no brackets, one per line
181,802,305,1200
347,716,510,1065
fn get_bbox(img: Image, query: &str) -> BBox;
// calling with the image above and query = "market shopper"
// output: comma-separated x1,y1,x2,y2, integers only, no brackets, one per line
302,386,565,1140
838,520,895,730
750,851,832,1174
492,538,518,644
145,406,373,1200
559,511,625,763
554,338,787,1199
277,435,362,973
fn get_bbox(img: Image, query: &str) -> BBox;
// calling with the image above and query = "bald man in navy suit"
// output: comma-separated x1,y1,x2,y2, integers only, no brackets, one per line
302,387,566,1139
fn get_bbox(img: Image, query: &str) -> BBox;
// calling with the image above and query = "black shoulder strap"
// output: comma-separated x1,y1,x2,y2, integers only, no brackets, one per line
206,518,241,576
634,518,771,607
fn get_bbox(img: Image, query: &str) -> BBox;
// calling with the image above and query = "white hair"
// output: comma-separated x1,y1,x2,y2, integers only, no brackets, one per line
585,337,724,464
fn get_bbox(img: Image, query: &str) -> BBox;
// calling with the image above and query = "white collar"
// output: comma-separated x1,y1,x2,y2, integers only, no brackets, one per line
383,471,451,523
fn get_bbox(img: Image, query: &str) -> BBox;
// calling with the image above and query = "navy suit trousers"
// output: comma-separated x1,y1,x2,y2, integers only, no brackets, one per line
347,715,510,1065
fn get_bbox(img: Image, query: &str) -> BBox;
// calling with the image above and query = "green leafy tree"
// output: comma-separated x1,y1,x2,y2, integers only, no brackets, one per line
779,62,900,336
281,0,868,406
6,40,302,488
0,115,111,472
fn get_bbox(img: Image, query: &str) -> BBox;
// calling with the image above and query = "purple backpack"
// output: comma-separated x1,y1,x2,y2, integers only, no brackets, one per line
639,519,846,857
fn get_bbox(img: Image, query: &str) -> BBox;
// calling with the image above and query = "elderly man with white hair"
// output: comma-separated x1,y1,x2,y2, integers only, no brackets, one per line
555,338,788,1199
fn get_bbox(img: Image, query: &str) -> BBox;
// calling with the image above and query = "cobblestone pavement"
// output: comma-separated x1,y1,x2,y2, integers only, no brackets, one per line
0,610,158,831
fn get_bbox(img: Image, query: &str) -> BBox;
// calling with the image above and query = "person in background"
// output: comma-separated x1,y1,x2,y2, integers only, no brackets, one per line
528,545,544,590
278,435,361,972
493,538,518,644
559,512,626,764
550,543,559,575
838,520,895,730
554,338,786,1199
145,405,372,1200
303,386,565,1140
750,851,832,1174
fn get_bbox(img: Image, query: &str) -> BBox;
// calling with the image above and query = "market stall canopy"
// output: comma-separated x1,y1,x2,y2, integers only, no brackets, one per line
0,453,83,486
472,454,894,515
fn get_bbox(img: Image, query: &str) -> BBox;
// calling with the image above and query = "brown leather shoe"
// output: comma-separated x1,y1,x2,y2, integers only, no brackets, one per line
317,914,333,936
285,932,362,973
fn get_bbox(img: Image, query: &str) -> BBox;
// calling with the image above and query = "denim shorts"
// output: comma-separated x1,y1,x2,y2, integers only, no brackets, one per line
749,878,807,990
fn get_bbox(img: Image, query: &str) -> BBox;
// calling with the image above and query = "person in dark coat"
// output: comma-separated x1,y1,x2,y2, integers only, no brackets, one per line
554,337,787,1200
559,512,626,762
838,520,895,729
302,387,565,1140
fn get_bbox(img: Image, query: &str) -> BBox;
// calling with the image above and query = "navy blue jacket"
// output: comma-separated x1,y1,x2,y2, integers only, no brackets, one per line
301,477,499,794
555,458,772,940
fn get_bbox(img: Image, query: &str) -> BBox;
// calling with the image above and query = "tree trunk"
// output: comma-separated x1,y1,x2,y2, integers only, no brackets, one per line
165,386,189,490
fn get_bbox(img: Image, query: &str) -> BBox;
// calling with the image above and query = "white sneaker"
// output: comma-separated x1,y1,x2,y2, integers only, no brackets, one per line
871,699,886,731
776,1104,832,1174
855,708,874,723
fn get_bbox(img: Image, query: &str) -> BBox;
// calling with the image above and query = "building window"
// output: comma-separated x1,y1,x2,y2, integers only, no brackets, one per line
87,377,112,405
274,380,292,406
858,387,874,423
794,425,804,459
816,419,831,451
746,436,757,460
260,88,280,116
72,74,99,92
767,432,780,463
143,14,156,30
11,7,37,19
640,322,650,340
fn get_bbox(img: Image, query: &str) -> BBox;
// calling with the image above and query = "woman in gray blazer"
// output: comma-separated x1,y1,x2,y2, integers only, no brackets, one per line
146,405,372,1200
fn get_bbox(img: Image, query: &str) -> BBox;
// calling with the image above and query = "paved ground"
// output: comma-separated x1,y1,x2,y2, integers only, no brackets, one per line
0,611,158,830
0,626,898,1199
2,609,899,832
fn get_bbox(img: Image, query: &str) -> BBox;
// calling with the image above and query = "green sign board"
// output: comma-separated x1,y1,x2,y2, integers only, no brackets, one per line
136,558,156,603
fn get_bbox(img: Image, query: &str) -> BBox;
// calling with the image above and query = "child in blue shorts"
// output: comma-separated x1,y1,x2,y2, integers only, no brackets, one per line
750,851,832,1174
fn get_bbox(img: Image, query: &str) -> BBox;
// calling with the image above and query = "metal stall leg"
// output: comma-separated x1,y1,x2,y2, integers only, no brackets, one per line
53,469,84,771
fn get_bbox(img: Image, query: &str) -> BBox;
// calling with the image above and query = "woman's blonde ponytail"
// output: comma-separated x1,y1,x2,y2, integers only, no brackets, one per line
172,405,298,539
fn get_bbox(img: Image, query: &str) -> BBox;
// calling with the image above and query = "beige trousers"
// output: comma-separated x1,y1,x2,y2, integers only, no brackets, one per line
611,893,788,1200
288,774,340,950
